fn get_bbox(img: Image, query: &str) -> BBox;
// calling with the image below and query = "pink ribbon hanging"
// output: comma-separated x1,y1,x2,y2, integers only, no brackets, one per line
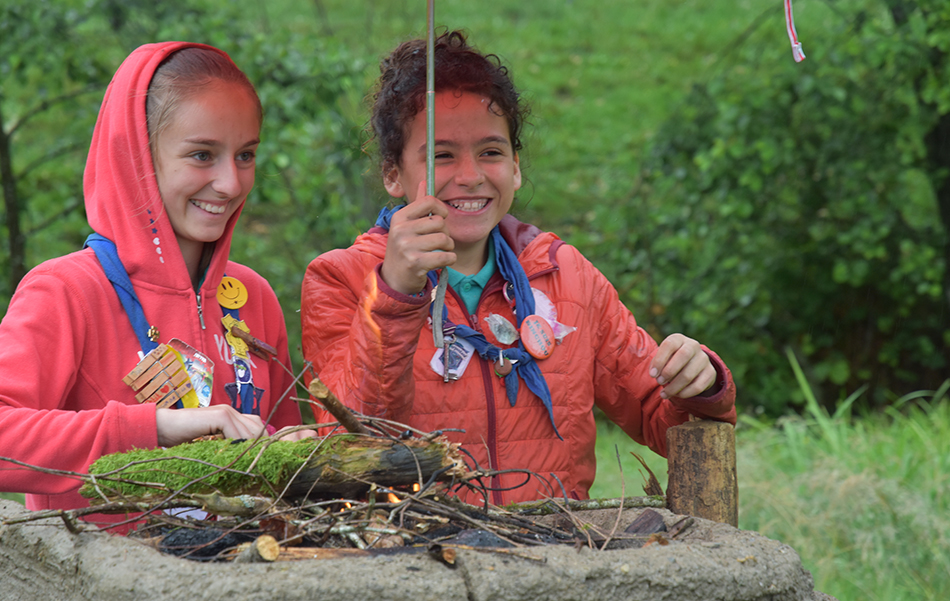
785,0,806,62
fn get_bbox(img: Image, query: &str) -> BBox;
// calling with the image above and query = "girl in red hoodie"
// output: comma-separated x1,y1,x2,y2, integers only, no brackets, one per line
301,31,737,507
0,43,305,523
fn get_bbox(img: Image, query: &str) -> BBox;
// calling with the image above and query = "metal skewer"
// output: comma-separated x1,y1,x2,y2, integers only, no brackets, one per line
426,0,450,378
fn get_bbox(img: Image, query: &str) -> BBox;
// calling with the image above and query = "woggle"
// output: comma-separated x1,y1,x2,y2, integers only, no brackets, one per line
494,355,513,377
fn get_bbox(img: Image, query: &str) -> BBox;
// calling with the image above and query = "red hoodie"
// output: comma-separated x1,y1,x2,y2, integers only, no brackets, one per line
0,42,300,519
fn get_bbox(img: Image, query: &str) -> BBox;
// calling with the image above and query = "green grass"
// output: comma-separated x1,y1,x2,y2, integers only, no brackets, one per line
0,492,24,505
592,395,950,601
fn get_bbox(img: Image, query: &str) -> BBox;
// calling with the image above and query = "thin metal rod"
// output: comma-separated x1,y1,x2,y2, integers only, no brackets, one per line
426,0,449,356
426,0,435,195
426,0,449,355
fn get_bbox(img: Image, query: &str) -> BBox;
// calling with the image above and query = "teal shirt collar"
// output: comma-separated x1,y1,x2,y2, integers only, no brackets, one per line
448,243,497,314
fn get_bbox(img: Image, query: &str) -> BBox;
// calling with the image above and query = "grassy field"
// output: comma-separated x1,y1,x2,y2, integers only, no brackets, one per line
591,391,950,601
238,0,818,234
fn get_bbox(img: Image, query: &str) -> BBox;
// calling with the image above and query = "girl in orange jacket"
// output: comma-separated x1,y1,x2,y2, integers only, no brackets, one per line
301,31,736,506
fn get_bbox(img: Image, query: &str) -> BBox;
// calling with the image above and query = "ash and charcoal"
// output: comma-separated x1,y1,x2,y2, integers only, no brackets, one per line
135,498,685,562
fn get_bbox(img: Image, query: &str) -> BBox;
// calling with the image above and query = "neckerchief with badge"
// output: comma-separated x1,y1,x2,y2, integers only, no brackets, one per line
374,206,561,439
217,276,266,416
85,233,268,416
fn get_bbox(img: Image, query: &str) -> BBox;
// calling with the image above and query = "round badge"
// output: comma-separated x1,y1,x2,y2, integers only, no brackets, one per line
520,315,555,360
494,355,513,377
217,276,248,310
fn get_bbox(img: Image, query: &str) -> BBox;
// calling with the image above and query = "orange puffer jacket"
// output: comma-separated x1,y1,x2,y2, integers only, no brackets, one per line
301,215,736,506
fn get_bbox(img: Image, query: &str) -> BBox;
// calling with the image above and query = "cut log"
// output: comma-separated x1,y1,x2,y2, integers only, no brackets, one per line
233,535,281,563
666,420,738,527
284,436,462,499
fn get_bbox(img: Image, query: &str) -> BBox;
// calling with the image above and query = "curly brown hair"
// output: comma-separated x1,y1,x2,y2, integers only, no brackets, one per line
369,30,528,174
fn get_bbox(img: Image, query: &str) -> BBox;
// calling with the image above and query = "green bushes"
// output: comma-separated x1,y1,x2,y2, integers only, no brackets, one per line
587,0,950,414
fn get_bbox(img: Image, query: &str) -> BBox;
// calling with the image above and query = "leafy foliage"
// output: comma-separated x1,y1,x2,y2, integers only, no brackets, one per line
0,0,127,298
587,0,950,413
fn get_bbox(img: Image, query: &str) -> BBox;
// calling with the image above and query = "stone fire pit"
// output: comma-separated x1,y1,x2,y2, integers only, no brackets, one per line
0,499,834,601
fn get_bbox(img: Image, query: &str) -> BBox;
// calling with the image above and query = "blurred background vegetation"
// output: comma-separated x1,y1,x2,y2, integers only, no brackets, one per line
2,1,949,598
2,0,948,415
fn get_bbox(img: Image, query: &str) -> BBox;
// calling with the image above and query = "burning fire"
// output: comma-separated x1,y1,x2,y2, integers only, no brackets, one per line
386,483,418,503
362,276,383,342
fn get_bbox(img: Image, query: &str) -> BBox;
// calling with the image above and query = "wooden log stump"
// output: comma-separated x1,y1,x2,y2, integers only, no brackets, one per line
666,420,738,527
233,535,281,563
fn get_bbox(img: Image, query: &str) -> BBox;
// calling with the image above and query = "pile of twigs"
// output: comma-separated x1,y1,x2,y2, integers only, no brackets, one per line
1,369,677,562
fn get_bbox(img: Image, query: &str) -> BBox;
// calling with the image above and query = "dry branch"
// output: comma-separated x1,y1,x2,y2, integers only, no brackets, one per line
509,496,665,516
308,378,370,435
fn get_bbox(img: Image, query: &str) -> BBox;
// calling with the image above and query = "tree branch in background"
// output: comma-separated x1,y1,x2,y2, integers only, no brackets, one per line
0,102,25,292
18,142,88,180
26,199,84,237
311,0,334,37
7,84,102,138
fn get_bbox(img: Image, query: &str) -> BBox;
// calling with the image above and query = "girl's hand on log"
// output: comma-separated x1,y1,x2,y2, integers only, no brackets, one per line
273,426,318,441
380,181,456,295
649,334,716,401
156,405,269,447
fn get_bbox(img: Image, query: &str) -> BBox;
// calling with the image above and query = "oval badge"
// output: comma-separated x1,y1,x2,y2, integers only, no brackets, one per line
520,315,555,360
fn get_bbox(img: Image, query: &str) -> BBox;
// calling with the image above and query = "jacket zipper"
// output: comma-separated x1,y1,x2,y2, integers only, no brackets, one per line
477,263,561,506
470,305,505,505
196,292,206,330
448,286,504,505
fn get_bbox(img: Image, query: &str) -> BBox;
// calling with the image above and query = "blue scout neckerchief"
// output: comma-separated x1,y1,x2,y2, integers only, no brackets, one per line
374,206,560,439
84,233,260,415
85,233,160,354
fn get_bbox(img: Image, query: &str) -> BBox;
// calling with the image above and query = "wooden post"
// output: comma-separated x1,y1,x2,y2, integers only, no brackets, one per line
666,420,738,527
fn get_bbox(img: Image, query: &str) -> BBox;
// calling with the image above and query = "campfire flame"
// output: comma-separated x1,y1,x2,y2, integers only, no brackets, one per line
362,275,382,343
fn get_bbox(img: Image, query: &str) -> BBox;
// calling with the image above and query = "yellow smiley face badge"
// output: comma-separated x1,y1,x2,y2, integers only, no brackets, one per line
217,277,248,310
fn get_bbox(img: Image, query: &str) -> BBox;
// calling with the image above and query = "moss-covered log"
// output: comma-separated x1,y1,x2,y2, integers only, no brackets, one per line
80,435,469,504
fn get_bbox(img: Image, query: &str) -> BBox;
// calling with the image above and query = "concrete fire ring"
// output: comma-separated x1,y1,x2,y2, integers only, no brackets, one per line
0,500,835,601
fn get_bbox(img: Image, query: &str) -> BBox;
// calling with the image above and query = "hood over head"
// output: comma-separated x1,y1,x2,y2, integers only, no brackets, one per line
83,41,247,291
